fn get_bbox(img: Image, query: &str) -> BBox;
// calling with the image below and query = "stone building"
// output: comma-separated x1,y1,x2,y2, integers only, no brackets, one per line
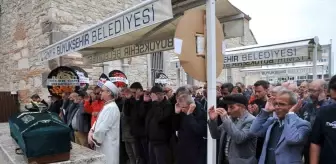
0,0,257,104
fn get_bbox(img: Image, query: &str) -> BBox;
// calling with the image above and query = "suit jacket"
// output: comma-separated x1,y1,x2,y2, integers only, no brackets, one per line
73,102,91,133
208,111,257,164
250,109,311,164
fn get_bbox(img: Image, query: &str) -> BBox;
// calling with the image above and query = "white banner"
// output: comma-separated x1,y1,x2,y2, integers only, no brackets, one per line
109,77,129,84
85,38,173,64
224,56,312,68
155,78,169,84
39,0,173,62
224,46,308,64
46,79,80,86
76,71,90,83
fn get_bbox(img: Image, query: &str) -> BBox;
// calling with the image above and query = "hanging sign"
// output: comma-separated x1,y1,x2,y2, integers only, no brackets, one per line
38,0,174,62
84,38,174,64
70,66,90,92
109,70,128,88
154,72,169,85
46,66,81,97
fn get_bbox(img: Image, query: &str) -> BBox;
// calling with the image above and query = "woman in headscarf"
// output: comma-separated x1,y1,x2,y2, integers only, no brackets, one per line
88,81,120,164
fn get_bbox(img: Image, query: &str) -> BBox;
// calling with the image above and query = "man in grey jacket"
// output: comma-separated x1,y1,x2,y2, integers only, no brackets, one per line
208,94,257,164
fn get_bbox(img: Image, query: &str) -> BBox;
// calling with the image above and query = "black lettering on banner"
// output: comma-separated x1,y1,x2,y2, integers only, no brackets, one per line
134,11,141,27
168,38,173,47
103,26,108,39
143,8,150,24
242,54,247,61
92,30,97,43
115,20,121,35
264,51,270,59
98,27,103,40
126,15,132,30
274,50,279,58
280,49,285,57
124,46,129,56
150,42,155,51
116,48,121,58
109,22,114,36
258,52,263,60
287,48,295,56
57,46,61,55
151,4,155,21
139,44,145,53
84,33,90,45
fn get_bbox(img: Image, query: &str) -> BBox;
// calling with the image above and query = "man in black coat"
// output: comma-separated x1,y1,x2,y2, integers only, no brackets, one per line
173,86,207,164
146,85,174,164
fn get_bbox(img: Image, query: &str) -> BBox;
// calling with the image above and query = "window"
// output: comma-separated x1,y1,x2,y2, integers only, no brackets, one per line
151,52,164,86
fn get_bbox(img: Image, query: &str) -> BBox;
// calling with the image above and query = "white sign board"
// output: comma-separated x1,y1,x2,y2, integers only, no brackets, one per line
84,38,173,64
224,56,314,68
38,0,173,62
224,46,308,64
46,79,80,86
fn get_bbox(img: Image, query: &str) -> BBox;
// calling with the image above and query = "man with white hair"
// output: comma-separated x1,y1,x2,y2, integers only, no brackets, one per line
299,79,334,164
88,81,121,164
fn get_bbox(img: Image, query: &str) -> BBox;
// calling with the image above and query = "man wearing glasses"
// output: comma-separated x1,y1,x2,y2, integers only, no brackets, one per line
298,80,334,164
250,89,311,164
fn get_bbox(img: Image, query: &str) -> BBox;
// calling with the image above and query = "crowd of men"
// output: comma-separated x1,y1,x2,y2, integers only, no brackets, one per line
32,75,336,164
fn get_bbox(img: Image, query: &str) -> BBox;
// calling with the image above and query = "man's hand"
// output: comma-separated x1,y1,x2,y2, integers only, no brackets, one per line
92,112,99,117
150,93,158,101
216,108,228,119
88,129,94,147
208,106,218,120
265,98,275,112
144,94,151,102
186,103,196,115
175,103,182,114
248,104,259,114
289,99,303,113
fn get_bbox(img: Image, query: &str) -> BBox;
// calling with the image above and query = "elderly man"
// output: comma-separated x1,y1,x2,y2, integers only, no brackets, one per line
298,79,334,164
250,89,311,164
173,86,207,164
310,75,336,164
208,94,257,164
88,81,120,164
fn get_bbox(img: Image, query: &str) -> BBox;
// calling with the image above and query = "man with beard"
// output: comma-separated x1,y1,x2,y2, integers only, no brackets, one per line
310,75,336,164
88,81,120,164
124,82,150,164
299,79,334,164
248,80,270,161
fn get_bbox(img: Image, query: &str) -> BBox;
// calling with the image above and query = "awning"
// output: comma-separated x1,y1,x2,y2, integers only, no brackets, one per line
38,0,250,63
223,37,323,68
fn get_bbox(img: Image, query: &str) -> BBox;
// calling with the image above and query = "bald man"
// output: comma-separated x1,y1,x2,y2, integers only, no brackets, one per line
299,79,334,164
298,81,309,100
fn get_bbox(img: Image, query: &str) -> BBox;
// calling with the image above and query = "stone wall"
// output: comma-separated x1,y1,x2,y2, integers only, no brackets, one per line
0,0,52,103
